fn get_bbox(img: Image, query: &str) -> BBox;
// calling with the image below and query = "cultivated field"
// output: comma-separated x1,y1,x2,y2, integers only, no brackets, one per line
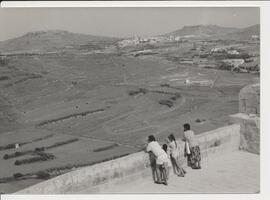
0,27,259,193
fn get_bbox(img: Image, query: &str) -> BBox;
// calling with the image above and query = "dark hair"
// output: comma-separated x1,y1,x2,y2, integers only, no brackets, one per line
168,134,177,148
183,123,190,131
148,135,156,142
162,144,168,152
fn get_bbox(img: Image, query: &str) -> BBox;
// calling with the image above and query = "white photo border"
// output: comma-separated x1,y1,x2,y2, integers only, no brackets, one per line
0,1,269,200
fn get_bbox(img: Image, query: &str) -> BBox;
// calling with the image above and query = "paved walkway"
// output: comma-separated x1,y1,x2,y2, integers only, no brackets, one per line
98,151,259,193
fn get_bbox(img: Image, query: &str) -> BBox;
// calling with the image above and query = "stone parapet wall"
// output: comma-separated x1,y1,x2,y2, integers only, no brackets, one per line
233,83,260,155
239,83,260,115
230,113,260,154
16,124,240,194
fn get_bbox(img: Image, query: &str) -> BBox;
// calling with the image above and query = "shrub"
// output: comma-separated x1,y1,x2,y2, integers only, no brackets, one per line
46,139,79,150
128,88,147,96
0,134,53,151
15,151,21,156
65,164,73,169
0,58,9,66
160,83,170,87
0,143,16,151
3,154,9,160
93,143,119,152
35,147,45,152
36,171,50,179
13,173,23,179
214,140,221,147
3,150,35,160
170,94,181,101
170,96,177,101
14,153,55,166
159,99,174,108
0,76,9,81
14,160,21,165
195,119,202,123
195,118,206,123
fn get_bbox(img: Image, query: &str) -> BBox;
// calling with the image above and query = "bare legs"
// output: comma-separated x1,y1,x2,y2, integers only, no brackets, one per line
171,157,186,177
156,163,169,185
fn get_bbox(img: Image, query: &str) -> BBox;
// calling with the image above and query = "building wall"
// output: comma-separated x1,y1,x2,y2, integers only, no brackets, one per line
16,124,240,194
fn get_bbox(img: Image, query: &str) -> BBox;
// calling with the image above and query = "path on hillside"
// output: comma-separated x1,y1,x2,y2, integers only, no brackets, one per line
81,151,259,194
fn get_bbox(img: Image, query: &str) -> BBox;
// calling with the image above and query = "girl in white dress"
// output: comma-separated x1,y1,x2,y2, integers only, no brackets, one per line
168,134,186,177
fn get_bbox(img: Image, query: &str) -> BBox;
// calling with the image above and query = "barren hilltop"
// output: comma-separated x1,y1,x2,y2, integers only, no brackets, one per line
0,30,119,53
166,24,259,39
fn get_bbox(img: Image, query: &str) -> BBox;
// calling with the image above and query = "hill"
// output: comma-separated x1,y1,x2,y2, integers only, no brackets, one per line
165,24,260,40
166,25,238,37
0,30,119,53
221,24,260,40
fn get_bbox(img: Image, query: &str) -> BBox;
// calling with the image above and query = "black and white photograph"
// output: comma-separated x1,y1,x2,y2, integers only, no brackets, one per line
0,3,262,196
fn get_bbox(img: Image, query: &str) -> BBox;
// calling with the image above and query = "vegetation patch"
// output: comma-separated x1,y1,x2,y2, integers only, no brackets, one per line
14,152,55,166
169,94,181,101
44,153,130,177
3,150,32,160
0,134,53,152
93,143,119,152
0,153,130,183
0,143,19,151
128,88,147,96
37,109,105,127
159,99,174,108
155,90,181,108
0,176,14,184
13,173,23,179
35,171,50,179
13,74,43,84
32,134,54,142
5,74,43,87
35,147,45,152
2,138,78,160
0,173,38,184
46,138,79,149
195,118,207,123
0,76,9,81
0,57,9,66
160,83,170,87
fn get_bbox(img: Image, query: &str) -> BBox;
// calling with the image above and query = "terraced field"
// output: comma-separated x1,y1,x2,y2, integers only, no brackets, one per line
0,48,259,193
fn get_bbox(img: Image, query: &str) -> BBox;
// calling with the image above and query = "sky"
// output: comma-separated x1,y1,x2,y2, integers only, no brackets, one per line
0,7,259,41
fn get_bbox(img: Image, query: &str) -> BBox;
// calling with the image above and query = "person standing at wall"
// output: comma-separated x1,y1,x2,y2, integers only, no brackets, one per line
148,151,158,183
146,135,169,185
162,144,171,181
183,123,201,169
168,134,186,177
